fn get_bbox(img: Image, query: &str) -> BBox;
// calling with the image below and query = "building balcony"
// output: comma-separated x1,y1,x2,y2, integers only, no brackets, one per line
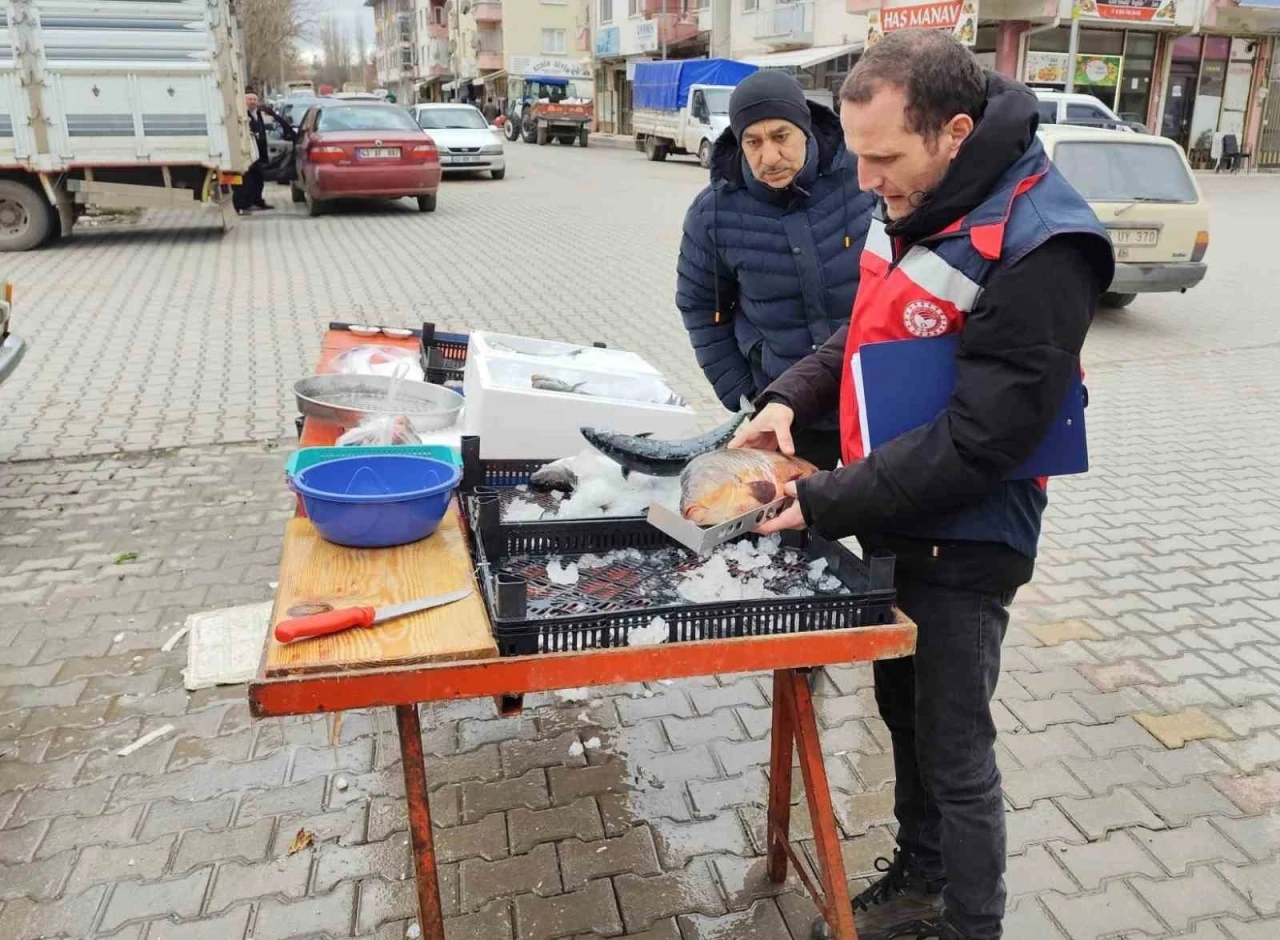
657,11,702,45
754,0,814,47
473,0,502,24
477,51,503,69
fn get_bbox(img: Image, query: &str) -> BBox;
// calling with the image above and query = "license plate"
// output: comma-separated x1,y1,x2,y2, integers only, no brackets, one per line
357,147,400,159
1109,228,1158,246
448,155,481,164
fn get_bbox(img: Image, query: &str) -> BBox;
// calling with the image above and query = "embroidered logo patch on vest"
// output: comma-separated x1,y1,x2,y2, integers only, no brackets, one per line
902,299,949,338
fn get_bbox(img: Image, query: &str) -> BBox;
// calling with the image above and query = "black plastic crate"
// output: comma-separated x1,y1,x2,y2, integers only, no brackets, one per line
467,500,897,657
459,436,552,491
420,321,470,385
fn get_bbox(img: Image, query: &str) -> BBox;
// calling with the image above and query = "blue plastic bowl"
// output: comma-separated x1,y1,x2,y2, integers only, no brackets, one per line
293,454,462,548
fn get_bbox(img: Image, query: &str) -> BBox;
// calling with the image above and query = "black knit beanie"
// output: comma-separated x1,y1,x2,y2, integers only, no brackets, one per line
729,70,813,141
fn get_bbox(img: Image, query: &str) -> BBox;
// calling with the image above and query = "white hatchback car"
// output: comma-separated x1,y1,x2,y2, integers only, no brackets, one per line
1032,89,1142,132
410,104,506,180
1039,125,1209,308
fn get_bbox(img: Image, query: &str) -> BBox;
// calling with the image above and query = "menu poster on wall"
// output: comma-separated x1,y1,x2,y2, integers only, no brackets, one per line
1025,51,1070,84
1074,54,1123,87
868,0,979,46
1075,0,1176,24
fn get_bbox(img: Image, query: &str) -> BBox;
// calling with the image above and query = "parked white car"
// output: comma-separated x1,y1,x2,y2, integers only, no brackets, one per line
1031,90,1143,132
410,104,506,180
1039,125,1209,308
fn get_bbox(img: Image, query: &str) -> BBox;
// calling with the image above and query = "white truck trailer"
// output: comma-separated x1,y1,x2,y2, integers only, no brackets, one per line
0,0,253,250
631,58,758,168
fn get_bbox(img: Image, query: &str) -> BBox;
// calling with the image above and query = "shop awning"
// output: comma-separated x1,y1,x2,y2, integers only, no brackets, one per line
475,71,506,86
739,43,862,70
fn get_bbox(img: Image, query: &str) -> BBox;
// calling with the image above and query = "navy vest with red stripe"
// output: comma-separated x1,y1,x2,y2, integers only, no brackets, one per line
837,139,1112,558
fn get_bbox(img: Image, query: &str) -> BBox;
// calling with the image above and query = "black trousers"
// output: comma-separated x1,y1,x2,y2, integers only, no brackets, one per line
874,575,1014,940
233,162,265,211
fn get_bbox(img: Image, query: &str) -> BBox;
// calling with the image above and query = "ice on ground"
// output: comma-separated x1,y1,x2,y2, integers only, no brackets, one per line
546,558,579,585
807,557,829,583
818,575,843,592
628,616,669,647
556,687,589,703
756,534,782,557
577,553,609,569
568,741,585,757
584,737,602,750
721,538,773,571
783,550,800,565
503,498,547,522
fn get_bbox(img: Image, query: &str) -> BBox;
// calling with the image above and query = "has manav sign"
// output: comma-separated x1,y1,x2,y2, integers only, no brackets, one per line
868,0,979,46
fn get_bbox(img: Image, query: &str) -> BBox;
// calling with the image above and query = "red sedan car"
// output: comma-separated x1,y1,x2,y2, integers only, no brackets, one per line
292,101,442,216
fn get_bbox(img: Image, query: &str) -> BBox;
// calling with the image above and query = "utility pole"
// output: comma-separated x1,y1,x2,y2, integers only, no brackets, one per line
661,0,668,60
1065,1,1080,93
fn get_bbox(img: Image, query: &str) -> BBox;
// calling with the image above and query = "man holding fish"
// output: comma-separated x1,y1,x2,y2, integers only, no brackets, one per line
728,30,1115,940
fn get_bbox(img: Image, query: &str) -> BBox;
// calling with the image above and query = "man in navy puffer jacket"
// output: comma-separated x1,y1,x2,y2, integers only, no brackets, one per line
676,70,875,468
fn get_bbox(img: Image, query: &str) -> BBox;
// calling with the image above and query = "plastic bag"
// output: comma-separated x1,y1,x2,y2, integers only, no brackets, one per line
332,345,424,382
337,415,422,446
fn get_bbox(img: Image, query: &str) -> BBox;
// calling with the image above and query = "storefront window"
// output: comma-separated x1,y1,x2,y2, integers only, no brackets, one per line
1026,27,1135,113
1188,37,1231,154
1117,32,1156,129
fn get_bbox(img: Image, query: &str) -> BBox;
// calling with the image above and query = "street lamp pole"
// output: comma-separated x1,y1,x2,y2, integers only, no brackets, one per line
1066,1,1080,93
661,0,668,60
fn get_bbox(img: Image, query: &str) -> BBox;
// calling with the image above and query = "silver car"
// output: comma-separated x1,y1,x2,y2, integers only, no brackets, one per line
411,104,506,180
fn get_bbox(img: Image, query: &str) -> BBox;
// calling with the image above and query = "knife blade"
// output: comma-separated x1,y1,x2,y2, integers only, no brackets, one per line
274,587,473,643
646,497,793,555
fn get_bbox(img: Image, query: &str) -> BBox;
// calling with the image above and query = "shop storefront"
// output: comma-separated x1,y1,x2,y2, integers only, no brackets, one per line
1024,30,1159,127
1199,0,1280,167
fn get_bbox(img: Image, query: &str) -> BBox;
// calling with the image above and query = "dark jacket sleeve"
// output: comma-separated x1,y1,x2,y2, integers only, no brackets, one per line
675,194,754,411
796,234,1107,539
757,321,848,424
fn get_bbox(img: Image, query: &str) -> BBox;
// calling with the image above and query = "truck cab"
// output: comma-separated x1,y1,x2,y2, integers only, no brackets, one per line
630,59,757,168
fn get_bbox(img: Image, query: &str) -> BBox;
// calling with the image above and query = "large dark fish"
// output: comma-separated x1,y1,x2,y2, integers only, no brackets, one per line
579,412,749,478
680,449,818,525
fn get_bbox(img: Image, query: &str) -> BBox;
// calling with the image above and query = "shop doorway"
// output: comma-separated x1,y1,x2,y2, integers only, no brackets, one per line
1161,62,1199,148
1260,80,1280,166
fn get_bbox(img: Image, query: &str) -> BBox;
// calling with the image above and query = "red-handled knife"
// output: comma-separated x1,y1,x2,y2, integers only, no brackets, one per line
274,588,473,643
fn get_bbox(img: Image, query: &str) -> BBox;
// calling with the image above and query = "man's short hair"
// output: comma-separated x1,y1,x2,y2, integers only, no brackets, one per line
841,30,986,138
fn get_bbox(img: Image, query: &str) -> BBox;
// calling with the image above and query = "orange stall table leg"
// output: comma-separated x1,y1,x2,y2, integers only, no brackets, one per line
396,704,446,940
767,668,857,939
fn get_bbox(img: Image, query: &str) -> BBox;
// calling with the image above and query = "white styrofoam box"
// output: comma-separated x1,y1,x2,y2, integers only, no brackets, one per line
463,352,697,460
467,330,662,377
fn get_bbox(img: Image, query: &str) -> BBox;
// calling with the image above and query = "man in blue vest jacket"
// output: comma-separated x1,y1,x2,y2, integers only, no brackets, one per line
734,31,1115,940
676,70,875,468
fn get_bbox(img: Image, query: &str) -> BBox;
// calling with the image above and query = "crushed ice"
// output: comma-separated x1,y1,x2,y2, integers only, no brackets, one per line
546,557,579,585
628,616,669,647
501,450,680,522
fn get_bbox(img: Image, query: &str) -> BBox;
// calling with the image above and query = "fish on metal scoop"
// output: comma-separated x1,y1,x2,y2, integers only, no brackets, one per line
579,411,748,478
679,449,819,525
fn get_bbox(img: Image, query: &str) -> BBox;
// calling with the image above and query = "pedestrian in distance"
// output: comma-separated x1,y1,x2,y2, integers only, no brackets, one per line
732,29,1115,940
234,89,273,214
675,69,876,470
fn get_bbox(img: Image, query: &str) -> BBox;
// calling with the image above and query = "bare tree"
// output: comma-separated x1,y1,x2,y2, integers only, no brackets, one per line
240,0,308,92
315,15,357,90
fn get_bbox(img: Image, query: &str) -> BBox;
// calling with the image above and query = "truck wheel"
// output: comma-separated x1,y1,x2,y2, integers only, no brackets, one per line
1101,292,1137,309
504,120,520,142
0,179,54,252
698,139,713,169
536,123,548,146
644,136,668,162
579,128,589,148
634,136,646,152
521,120,537,144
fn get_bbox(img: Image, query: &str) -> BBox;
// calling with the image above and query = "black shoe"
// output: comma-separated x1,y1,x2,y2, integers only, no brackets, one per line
885,914,976,939
810,850,946,940
253,202,274,210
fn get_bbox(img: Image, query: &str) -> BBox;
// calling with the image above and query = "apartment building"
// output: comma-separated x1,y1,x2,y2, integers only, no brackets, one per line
409,0,592,107
368,0,419,103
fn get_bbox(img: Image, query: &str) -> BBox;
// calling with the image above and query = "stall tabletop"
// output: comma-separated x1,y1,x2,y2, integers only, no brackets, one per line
262,512,496,678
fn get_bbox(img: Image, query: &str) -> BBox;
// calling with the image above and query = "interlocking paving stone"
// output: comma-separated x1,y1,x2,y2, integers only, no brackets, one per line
1006,843,1079,898
170,818,272,873
1136,707,1236,749
1132,817,1250,875
1212,768,1280,814
561,826,662,890
1141,741,1238,785
513,877,622,940
1207,731,1280,774
1057,789,1165,840
508,797,604,855
252,882,357,940
614,861,726,933
458,841,561,911
677,898,790,939
1134,777,1246,826
145,905,252,940
0,850,73,901
1006,801,1087,855
1063,751,1163,795
1050,829,1166,890
1001,761,1091,809
460,768,551,823
1040,881,1165,940
650,813,751,869
0,885,108,940
1216,857,1280,914
98,869,212,933
1212,810,1280,862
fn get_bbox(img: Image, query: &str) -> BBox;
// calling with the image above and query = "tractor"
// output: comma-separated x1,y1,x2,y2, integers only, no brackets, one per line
503,76,592,148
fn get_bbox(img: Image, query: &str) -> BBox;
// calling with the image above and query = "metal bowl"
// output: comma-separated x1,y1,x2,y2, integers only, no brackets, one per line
294,375,464,431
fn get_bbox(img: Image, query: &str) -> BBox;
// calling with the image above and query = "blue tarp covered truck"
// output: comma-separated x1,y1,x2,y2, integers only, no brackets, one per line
631,59,758,167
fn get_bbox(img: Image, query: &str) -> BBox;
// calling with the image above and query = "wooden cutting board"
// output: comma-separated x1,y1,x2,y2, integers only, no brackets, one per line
263,504,496,677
